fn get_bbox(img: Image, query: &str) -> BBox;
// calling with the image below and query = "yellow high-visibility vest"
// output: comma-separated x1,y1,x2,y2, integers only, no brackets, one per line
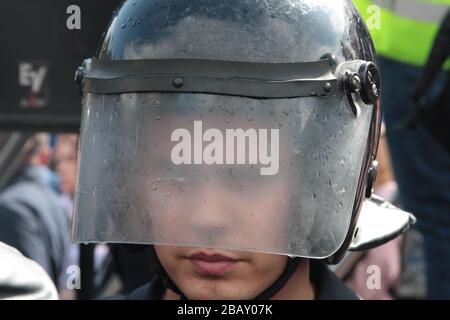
352,0,450,67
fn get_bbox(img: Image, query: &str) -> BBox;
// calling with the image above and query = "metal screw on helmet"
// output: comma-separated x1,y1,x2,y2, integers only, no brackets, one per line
340,70,363,117
345,71,362,93
173,77,184,88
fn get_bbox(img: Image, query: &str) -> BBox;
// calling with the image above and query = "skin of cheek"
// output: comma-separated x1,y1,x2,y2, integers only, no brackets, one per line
225,179,290,250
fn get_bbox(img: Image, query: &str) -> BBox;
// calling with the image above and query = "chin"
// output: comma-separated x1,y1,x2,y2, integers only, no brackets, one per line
187,291,246,300
182,280,254,300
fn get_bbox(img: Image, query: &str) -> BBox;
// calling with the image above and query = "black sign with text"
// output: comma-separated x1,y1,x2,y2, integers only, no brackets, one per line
0,0,123,132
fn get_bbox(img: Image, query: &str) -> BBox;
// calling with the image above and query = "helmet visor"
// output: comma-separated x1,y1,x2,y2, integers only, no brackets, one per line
72,92,372,258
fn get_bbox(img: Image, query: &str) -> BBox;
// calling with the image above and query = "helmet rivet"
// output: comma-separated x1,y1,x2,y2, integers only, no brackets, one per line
345,72,362,93
351,74,361,91
173,77,184,88
324,82,332,93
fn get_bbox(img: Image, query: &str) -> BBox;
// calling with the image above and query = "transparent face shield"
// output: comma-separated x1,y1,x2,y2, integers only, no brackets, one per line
72,58,380,258
73,91,372,258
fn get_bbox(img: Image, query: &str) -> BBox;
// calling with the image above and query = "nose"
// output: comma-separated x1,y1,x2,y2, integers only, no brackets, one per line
188,179,232,242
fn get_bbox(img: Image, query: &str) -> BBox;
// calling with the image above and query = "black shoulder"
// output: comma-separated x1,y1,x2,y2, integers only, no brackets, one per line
310,260,360,300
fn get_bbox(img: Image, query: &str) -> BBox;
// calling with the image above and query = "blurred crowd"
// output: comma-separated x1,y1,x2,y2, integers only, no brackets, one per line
0,133,155,299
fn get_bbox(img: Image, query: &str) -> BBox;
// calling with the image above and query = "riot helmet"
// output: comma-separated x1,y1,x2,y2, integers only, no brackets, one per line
72,0,414,274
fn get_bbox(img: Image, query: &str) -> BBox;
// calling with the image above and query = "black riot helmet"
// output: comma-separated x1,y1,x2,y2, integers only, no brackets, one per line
72,0,415,292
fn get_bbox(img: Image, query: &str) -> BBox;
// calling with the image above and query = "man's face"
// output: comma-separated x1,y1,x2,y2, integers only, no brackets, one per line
155,245,288,300
144,108,295,299
140,110,291,254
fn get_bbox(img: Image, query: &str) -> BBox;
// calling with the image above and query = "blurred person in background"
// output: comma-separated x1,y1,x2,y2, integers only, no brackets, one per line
344,124,402,300
53,134,81,298
53,134,152,298
53,134,110,299
0,133,69,287
353,0,450,299
54,134,79,210
372,125,398,204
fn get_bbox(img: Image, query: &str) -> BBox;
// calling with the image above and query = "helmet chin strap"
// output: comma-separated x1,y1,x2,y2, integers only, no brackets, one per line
148,246,302,300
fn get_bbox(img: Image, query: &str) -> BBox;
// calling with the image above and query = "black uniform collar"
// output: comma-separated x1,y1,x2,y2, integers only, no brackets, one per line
309,260,359,300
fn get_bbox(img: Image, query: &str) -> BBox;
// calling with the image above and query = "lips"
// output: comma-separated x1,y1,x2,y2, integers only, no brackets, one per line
188,252,239,276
